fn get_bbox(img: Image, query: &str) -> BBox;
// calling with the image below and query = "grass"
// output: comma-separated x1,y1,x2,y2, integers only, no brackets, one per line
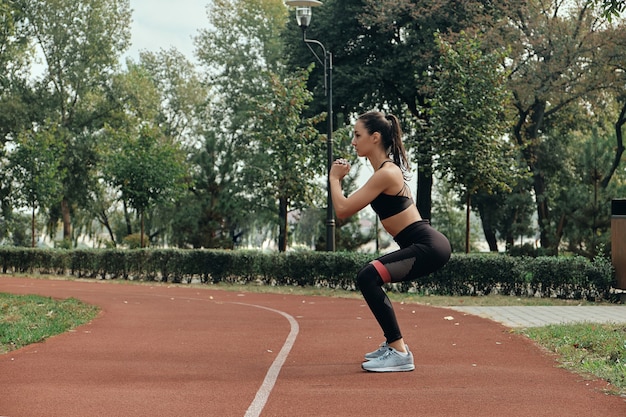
0,292,99,354
520,323,626,397
1,276,624,397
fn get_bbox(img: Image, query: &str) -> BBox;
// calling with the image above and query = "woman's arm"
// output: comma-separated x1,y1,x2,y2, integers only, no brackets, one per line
329,160,396,219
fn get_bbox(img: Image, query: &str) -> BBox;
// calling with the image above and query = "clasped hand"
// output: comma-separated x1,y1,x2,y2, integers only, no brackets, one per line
330,158,351,181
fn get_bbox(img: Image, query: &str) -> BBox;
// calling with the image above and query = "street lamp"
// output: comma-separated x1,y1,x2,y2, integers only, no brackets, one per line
285,0,335,252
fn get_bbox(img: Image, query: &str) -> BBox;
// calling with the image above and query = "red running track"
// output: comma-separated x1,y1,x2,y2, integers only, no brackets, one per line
1,276,624,417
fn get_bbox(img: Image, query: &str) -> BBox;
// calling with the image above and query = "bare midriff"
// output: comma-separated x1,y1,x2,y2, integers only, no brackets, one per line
380,206,423,238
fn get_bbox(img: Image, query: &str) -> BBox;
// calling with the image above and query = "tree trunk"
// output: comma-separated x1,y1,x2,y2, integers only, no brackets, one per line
465,193,471,254
515,101,552,251
123,199,132,236
505,235,515,251
61,198,71,242
554,213,568,256
278,196,288,252
140,210,145,248
416,157,433,220
532,171,551,250
476,199,498,252
99,209,117,247
31,207,36,248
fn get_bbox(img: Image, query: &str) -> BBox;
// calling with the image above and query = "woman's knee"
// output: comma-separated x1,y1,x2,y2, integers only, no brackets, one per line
356,263,383,290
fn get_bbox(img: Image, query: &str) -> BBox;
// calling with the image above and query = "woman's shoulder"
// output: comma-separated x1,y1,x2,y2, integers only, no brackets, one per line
378,160,404,179
372,161,404,190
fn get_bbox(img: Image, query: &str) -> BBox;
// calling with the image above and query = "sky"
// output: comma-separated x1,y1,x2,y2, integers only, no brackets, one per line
125,0,211,63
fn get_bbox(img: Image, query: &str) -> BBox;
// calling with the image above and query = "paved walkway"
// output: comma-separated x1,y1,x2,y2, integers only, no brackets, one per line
449,305,626,328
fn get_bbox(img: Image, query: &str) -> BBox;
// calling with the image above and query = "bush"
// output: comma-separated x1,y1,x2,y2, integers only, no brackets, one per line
0,248,616,301
122,233,150,249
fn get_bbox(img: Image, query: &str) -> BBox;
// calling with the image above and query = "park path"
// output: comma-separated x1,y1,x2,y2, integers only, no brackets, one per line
1,276,624,417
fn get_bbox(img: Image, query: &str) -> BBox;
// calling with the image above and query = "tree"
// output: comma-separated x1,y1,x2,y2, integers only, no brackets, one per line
79,61,159,246
472,181,536,252
21,0,131,245
104,124,189,248
246,69,324,251
136,49,206,147
429,33,514,252
284,0,517,222
9,123,65,247
193,0,283,248
596,23,626,190
0,0,37,243
98,58,191,248
0,0,32,145
196,0,327,250
499,0,626,253
130,49,207,247
537,100,626,258
175,112,249,249
431,184,482,253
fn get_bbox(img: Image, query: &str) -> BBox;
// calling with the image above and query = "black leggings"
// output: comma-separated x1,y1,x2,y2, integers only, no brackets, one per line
356,220,451,344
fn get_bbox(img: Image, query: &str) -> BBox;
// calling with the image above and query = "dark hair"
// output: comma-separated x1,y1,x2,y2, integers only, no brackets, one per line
357,111,410,178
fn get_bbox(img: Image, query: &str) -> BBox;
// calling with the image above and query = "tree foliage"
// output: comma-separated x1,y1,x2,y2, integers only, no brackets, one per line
430,33,513,195
0,0,33,243
498,0,626,253
137,49,206,146
9,123,65,246
0,0,625,257
246,68,324,251
195,0,328,250
99,60,191,248
285,0,517,220
20,0,131,243
595,0,626,18
429,32,515,252
103,124,189,247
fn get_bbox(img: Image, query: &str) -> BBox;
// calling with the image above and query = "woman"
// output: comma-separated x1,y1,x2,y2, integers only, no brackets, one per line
329,111,451,372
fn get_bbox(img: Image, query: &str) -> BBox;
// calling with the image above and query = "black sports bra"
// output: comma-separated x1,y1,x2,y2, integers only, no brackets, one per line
370,161,414,220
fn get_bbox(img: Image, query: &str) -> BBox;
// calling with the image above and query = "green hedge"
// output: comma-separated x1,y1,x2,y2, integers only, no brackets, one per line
0,248,616,300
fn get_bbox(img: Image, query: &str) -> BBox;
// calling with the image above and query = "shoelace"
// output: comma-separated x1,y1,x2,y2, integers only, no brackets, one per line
375,348,394,360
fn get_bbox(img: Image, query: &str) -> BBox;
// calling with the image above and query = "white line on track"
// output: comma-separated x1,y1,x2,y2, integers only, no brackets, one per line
233,302,299,417
2,282,300,417
97,291,301,416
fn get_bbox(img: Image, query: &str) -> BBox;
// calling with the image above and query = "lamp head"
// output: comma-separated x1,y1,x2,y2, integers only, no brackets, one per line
285,1,323,30
295,7,312,29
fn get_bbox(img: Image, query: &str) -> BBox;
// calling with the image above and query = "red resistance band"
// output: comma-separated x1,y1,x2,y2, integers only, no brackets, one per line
370,260,392,284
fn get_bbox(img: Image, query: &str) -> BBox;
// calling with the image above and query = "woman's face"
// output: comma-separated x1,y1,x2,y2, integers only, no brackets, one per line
351,120,377,157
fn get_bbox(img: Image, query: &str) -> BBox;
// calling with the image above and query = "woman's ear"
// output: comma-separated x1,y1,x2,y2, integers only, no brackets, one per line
372,131,381,144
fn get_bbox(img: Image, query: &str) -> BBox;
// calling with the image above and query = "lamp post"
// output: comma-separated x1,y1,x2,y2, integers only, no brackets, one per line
285,0,335,251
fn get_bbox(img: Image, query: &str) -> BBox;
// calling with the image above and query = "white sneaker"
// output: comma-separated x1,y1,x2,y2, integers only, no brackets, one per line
361,347,415,372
